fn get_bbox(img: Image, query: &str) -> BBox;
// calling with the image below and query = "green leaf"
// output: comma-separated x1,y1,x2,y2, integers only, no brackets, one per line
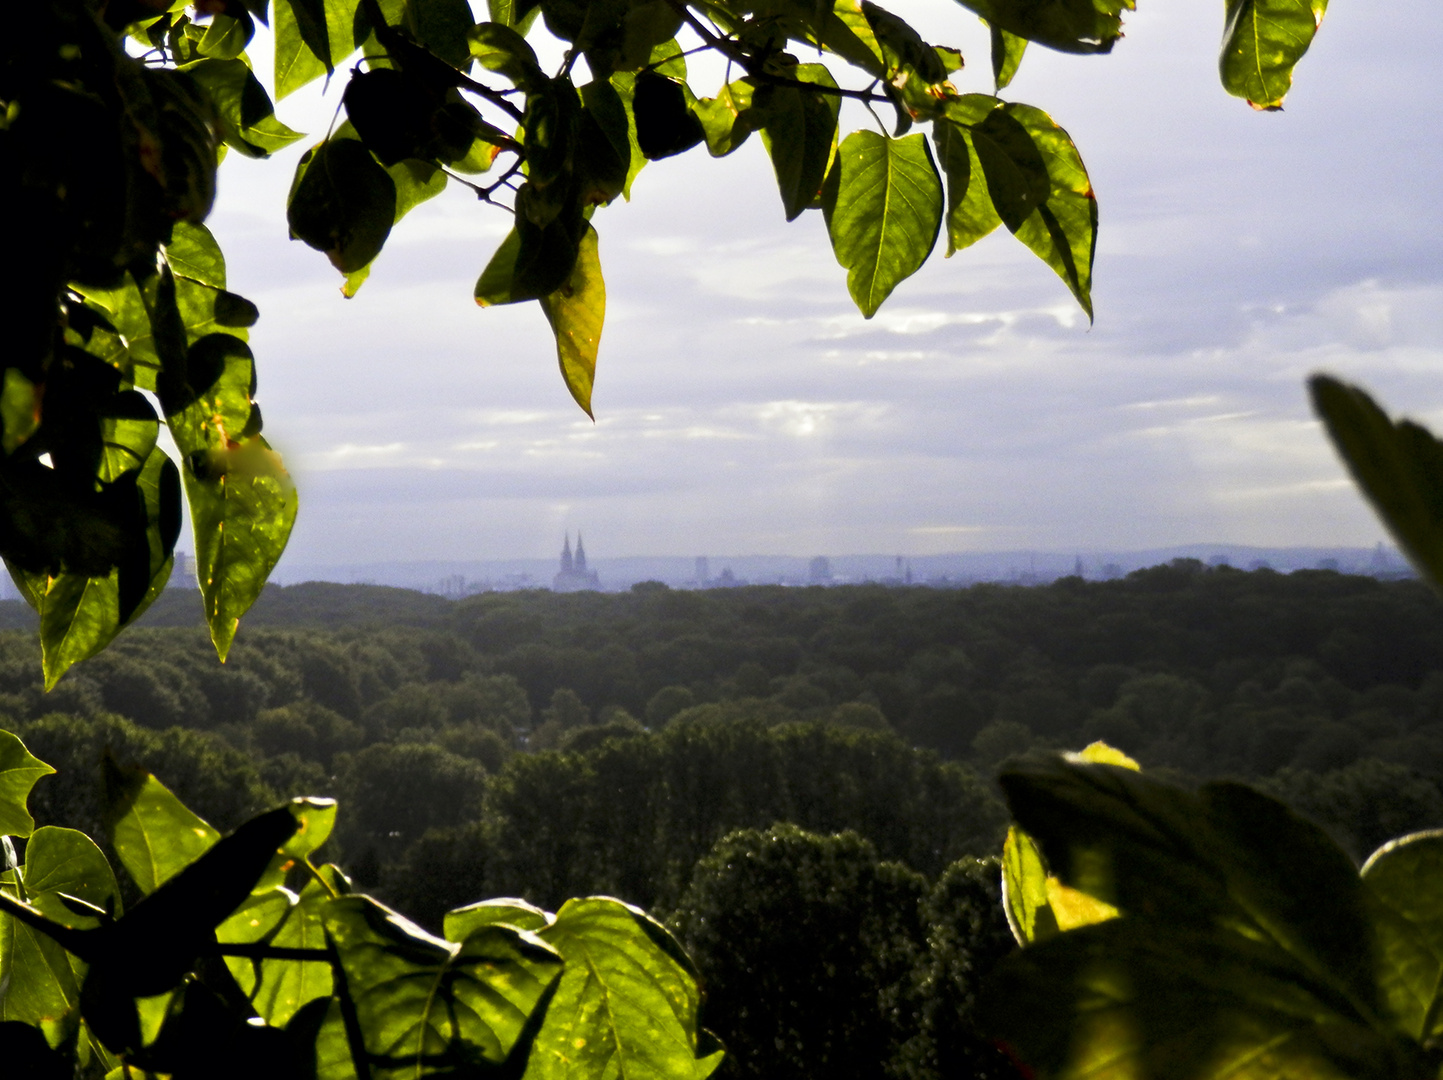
444,899,554,941
221,864,347,1025
693,79,757,157
79,805,303,1056
180,58,306,158
489,0,543,34
954,0,1131,54
469,21,547,92
0,731,55,838
253,796,340,893
540,223,605,418
989,20,1027,90
163,222,227,290
823,130,942,318
154,318,293,660
932,106,1002,257
104,760,220,895
273,0,364,98
324,895,564,1078
984,755,1433,1080
531,897,723,1080
756,64,840,221
0,828,121,1046
970,100,1096,318
1000,824,1058,945
411,0,476,69
198,12,254,60
1361,830,1443,1042
1309,376,1443,594
982,915,1423,1080
288,137,398,274
28,447,179,689
590,73,647,198
998,756,1379,1013
184,435,298,661
475,229,525,307
1220,0,1327,110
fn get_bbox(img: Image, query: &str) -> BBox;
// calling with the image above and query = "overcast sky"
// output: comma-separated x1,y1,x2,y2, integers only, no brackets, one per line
201,0,1443,565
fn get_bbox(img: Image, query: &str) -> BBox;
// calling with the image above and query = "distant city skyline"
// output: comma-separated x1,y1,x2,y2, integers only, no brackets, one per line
258,541,1413,596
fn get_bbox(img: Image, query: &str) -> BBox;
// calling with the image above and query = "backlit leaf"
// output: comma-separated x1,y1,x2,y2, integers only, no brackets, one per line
989,21,1027,90
530,897,723,1080
0,828,121,1046
104,762,219,895
324,895,564,1078
693,79,757,157
273,0,364,98
28,448,179,689
1309,377,1443,595
184,436,298,661
180,58,305,157
970,100,1096,318
1361,830,1443,1042
445,899,554,941
823,130,942,318
540,224,605,418
0,731,55,839
1220,0,1327,110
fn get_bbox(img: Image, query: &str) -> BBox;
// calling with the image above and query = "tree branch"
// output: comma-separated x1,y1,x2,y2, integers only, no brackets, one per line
658,0,893,103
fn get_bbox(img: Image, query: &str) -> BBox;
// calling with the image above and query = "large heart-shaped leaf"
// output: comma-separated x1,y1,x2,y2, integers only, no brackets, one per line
823,130,942,318
324,895,564,1078
530,897,724,1080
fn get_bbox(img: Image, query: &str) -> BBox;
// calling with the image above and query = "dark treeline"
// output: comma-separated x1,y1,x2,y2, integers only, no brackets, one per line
2,560,1441,1079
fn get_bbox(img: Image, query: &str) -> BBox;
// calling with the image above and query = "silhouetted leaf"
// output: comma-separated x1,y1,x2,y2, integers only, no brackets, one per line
633,71,704,159
288,137,398,274
955,0,1131,54
1310,377,1443,593
756,65,839,221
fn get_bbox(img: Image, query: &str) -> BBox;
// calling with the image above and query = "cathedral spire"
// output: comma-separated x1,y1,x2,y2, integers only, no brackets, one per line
560,533,573,574
576,532,587,572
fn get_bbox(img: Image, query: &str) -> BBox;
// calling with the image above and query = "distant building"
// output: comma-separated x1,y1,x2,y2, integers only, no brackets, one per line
171,551,196,588
695,556,710,584
809,556,832,584
553,533,601,592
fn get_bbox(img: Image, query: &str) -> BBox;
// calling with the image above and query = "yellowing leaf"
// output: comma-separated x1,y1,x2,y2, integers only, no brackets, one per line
540,224,606,418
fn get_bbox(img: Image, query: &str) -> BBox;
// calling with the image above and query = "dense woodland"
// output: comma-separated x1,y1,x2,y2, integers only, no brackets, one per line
3,560,1442,1079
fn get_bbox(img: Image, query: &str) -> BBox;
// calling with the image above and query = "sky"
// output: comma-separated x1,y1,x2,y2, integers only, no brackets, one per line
200,0,1443,566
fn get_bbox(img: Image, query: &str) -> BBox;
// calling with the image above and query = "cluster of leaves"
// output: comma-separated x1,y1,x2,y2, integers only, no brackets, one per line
4,0,1332,680
1,1,299,689
273,0,1329,416
980,742,1443,1078
0,726,720,1080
